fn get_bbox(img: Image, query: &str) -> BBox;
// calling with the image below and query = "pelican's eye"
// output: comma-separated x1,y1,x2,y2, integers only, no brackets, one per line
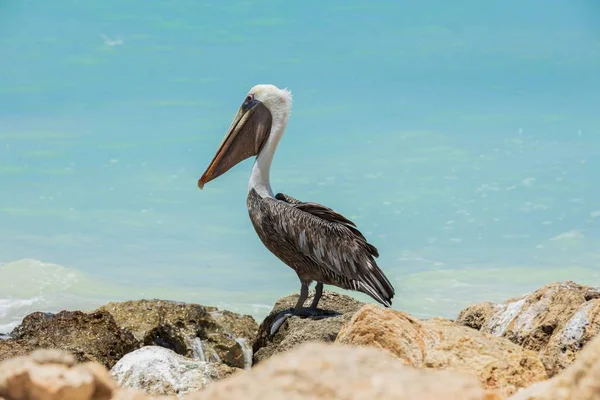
242,94,256,110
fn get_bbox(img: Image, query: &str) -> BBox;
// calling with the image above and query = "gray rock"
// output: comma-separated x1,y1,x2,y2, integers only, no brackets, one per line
252,290,365,365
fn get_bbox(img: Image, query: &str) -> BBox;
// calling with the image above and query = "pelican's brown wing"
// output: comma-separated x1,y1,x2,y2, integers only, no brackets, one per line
253,192,396,306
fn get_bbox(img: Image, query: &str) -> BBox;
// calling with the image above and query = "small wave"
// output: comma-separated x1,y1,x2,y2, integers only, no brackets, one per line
0,258,275,334
0,296,44,333
0,259,117,333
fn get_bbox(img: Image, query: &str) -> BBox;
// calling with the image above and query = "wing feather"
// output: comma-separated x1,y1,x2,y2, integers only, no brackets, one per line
265,192,395,306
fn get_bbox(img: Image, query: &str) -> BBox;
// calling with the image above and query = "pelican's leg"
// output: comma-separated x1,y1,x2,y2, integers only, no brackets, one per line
270,282,310,335
293,282,309,311
269,282,337,337
309,282,323,310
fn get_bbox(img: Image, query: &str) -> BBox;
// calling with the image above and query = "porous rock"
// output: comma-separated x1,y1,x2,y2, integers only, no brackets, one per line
252,290,365,365
98,299,257,370
335,304,548,397
456,281,600,376
1,348,113,400
183,342,501,400
509,331,600,400
541,298,600,376
2,310,140,369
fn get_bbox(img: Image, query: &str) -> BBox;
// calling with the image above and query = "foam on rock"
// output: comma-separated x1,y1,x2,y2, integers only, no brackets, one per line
110,346,237,398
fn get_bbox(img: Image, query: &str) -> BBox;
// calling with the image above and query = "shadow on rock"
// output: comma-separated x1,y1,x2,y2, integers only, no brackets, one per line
99,299,258,369
252,290,365,365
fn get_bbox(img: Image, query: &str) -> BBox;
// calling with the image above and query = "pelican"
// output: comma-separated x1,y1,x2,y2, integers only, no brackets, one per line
198,84,395,332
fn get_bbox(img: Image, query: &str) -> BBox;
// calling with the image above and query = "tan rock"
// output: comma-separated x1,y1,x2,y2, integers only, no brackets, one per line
184,342,499,400
0,340,43,364
99,300,257,369
456,281,600,376
111,388,172,400
0,349,105,400
509,330,600,400
79,362,119,399
0,348,173,400
27,363,95,400
336,305,547,397
334,304,437,365
456,301,497,330
252,290,365,365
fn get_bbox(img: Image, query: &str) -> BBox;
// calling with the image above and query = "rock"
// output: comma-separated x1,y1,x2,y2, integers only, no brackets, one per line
252,290,365,365
0,348,124,400
0,339,38,362
508,329,600,400
542,298,600,376
183,341,500,400
99,299,257,369
110,346,237,398
336,304,437,366
1,310,140,369
456,281,600,376
9,312,55,339
456,302,497,330
335,304,547,397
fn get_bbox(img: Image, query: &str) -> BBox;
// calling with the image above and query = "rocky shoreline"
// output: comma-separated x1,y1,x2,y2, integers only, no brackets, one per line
1,280,599,399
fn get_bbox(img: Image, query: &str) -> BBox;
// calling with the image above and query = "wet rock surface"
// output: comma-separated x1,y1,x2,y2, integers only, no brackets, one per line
456,281,600,376
0,310,140,369
336,304,547,397
99,299,258,370
252,290,365,365
110,346,237,398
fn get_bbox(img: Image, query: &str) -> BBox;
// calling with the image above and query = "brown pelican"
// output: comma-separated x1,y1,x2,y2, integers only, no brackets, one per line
198,84,395,332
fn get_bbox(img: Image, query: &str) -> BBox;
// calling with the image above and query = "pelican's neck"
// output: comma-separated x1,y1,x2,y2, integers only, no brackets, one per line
249,115,288,198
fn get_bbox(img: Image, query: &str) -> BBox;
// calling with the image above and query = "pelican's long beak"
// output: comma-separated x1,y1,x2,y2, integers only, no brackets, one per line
198,99,272,189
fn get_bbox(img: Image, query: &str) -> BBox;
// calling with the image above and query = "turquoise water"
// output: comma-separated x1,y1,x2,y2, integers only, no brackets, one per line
1,1,600,330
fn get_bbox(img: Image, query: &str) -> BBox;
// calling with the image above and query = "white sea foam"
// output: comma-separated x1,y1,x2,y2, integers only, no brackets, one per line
191,337,207,362
235,337,254,369
0,259,116,333
0,258,275,334
0,296,46,333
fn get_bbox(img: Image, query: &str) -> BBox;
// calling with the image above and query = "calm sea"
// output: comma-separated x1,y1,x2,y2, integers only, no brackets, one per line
1,0,599,332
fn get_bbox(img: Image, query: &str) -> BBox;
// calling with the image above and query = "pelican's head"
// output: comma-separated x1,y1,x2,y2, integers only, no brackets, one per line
198,84,292,189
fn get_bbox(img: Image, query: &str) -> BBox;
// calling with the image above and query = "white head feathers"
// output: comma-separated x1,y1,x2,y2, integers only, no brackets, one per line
248,84,293,124
246,84,293,198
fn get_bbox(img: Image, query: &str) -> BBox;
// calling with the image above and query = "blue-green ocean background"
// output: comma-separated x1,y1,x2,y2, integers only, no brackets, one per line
1,0,600,332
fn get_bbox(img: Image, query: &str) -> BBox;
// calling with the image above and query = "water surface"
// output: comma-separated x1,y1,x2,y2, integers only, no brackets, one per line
1,1,600,331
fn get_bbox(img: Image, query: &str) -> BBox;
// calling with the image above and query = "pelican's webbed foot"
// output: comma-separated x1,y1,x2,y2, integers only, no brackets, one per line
269,307,340,337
